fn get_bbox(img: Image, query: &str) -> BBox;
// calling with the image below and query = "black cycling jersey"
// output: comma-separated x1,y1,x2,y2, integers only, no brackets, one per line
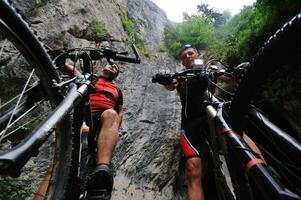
177,76,208,123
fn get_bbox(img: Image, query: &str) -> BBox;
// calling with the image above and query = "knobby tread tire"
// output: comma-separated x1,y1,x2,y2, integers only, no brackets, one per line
230,12,301,130
229,12,301,199
0,0,81,199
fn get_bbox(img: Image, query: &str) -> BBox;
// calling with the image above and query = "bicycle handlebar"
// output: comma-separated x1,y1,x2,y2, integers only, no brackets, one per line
91,44,141,64
152,65,245,84
49,44,141,69
152,68,223,83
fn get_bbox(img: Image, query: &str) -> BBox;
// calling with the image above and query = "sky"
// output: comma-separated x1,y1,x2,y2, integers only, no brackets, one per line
150,0,256,22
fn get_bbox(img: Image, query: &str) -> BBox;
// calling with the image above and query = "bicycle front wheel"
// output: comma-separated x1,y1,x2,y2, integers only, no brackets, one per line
230,13,301,199
0,0,81,199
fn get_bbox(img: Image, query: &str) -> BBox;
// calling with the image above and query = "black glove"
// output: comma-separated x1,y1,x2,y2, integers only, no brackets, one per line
152,74,173,85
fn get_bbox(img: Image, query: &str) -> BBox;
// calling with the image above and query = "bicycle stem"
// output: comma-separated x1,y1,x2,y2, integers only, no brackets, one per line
0,81,90,177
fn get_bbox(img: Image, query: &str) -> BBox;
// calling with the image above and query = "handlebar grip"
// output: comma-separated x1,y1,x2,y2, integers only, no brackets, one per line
152,74,173,84
114,44,140,63
151,76,158,83
114,55,141,63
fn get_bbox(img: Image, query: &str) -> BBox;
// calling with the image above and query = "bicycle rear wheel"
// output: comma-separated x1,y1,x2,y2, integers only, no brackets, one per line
230,13,301,199
0,0,81,199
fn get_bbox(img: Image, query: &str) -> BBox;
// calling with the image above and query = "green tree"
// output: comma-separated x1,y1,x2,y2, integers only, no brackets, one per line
197,3,228,27
164,15,221,58
219,6,258,65
165,0,301,65
220,0,301,65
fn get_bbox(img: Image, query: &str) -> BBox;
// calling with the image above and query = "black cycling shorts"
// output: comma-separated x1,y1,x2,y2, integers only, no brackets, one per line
180,117,207,160
88,111,103,155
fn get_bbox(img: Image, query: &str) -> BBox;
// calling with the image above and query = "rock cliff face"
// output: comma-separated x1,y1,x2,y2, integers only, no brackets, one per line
12,0,186,199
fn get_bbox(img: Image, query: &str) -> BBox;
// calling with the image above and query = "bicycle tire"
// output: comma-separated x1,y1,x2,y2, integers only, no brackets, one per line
230,13,301,131
0,0,81,199
229,12,301,198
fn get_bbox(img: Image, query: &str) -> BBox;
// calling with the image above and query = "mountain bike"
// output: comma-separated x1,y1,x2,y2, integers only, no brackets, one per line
152,12,301,200
0,0,140,199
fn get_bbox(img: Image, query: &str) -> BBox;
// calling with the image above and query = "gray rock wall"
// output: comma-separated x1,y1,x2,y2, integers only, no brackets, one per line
11,0,186,199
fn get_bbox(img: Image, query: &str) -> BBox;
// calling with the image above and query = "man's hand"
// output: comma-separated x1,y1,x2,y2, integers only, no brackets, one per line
152,74,173,85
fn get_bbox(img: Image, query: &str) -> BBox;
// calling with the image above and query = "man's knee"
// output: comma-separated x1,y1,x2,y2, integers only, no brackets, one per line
101,109,118,121
186,157,202,179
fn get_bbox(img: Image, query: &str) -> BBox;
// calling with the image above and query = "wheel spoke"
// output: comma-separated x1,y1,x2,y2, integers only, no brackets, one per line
0,68,35,141
0,99,46,142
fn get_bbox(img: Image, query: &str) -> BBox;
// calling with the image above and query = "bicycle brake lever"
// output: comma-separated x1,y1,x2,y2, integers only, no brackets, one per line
52,77,77,89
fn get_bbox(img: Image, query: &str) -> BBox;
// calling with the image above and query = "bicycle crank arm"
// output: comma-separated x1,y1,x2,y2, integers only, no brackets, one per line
0,82,89,177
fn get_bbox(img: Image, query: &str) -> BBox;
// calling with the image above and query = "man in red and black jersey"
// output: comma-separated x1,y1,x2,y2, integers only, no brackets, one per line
65,62,123,199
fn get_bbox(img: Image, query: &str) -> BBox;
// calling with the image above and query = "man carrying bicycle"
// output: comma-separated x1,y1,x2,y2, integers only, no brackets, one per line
155,45,265,200
65,62,123,200
157,45,207,200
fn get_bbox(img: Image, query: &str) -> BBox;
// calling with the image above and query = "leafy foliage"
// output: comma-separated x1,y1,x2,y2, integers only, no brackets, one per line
164,0,301,65
218,6,257,65
117,10,144,50
221,0,301,65
197,4,228,27
164,15,223,58
0,179,34,200
92,20,109,39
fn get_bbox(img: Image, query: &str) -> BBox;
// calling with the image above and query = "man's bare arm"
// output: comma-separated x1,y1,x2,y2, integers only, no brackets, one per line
63,63,82,76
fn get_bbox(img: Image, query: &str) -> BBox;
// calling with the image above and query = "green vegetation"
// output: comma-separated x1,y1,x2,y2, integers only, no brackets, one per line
0,111,49,199
165,15,223,59
91,20,109,39
68,20,109,42
157,47,168,53
117,10,144,50
164,0,301,65
0,179,34,200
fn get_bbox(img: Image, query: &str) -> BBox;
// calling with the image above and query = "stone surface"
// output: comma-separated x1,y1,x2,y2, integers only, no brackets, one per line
2,0,187,199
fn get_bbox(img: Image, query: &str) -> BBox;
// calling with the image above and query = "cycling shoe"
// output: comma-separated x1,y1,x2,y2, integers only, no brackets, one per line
85,163,114,200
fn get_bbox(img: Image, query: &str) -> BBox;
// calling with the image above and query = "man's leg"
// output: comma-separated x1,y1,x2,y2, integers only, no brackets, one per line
180,117,206,200
86,109,119,200
186,157,205,200
97,109,120,163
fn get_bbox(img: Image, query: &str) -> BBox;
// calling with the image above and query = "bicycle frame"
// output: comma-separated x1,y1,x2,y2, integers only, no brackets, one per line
0,43,140,177
204,90,301,200
0,80,90,177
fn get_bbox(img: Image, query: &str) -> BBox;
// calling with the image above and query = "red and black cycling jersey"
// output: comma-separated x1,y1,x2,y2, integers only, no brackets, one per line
89,76,123,113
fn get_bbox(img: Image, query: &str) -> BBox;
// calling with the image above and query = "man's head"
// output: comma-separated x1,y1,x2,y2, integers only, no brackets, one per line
180,44,199,69
102,63,119,80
